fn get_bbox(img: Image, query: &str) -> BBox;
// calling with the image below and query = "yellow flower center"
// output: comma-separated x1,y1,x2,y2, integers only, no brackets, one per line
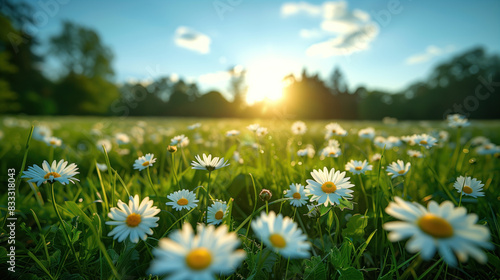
331,129,336,134
269,233,287,248
215,210,224,220
125,213,141,227
186,248,212,270
463,186,473,194
292,192,301,199
398,170,406,174
420,140,428,145
355,166,362,171
142,161,150,166
44,172,61,179
418,214,454,238
485,145,492,150
177,198,189,206
50,140,56,145
321,181,337,194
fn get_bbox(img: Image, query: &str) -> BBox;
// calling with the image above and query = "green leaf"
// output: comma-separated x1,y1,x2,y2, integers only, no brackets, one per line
319,205,331,216
342,214,368,241
337,198,354,211
304,256,327,280
338,267,364,280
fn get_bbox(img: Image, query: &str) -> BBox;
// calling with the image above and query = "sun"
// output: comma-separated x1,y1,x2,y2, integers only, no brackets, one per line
245,58,297,104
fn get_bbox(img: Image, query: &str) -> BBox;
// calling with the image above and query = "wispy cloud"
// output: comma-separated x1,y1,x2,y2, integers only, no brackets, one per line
282,1,378,57
299,28,323,39
405,45,455,65
174,26,211,54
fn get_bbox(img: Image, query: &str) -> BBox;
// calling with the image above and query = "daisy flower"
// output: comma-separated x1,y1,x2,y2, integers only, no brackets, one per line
106,195,160,243
321,146,341,158
232,151,244,164
447,114,470,128
401,135,416,146
374,136,387,149
96,162,108,172
386,136,402,148
407,150,423,158
207,201,227,225
413,134,438,149
247,123,260,132
470,136,490,146
96,139,112,152
148,223,245,279
33,125,52,141
251,211,310,259
325,122,347,137
166,189,199,211
386,160,411,179
438,130,449,142
358,127,375,139
22,159,79,186
476,143,499,155
297,145,315,158
225,130,240,137
191,154,229,171
115,133,130,145
133,153,156,171
187,123,201,130
371,153,382,162
453,176,485,198
291,121,307,135
44,136,62,147
285,183,308,207
171,134,189,147
256,127,268,137
345,160,373,175
383,197,492,266
306,167,354,206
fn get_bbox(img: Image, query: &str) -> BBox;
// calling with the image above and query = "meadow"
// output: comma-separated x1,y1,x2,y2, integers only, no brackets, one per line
1,116,499,280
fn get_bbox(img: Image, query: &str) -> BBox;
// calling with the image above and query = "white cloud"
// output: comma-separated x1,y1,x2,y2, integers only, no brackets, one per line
197,66,243,84
405,45,455,65
174,26,211,54
281,2,322,17
299,28,323,38
282,1,378,57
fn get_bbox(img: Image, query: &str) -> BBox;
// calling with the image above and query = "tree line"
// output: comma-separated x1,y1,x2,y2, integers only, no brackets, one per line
1,1,499,120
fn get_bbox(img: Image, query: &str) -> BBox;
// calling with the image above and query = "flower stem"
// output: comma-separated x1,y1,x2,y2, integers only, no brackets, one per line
205,171,212,223
171,153,180,189
146,167,159,200
50,183,83,274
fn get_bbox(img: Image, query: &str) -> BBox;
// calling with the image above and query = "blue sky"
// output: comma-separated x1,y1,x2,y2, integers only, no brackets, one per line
30,0,500,101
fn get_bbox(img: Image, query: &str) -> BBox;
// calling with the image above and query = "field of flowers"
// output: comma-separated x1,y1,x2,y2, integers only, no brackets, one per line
1,116,499,280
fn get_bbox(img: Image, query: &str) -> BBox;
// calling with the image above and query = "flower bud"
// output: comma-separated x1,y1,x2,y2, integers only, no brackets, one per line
259,189,272,202
167,145,178,153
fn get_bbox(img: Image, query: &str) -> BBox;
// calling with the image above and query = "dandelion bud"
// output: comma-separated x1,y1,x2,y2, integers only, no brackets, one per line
259,189,272,202
167,145,178,153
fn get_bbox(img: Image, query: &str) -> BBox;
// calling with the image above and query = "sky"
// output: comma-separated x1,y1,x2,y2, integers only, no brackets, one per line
26,0,500,102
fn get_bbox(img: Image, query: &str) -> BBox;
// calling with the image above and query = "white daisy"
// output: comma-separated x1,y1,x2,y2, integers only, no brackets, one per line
187,123,201,130
22,159,79,186
247,123,260,132
171,134,190,147
191,154,229,171
386,136,402,148
256,127,268,137
345,160,373,175
453,176,485,198
386,160,411,179
207,201,227,225
321,146,341,158
225,130,240,137
438,130,449,142
33,125,52,141
383,197,492,266
291,121,307,135
371,153,382,162
306,167,354,207
470,136,490,146
374,136,387,149
166,189,199,211
476,143,499,155
297,145,315,158
252,212,310,259
358,127,375,139
148,223,246,279
133,153,156,171
413,134,438,149
96,162,108,172
44,136,62,147
401,135,416,146
106,195,160,243
96,139,112,152
325,123,347,137
285,183,308,207
115,133,130,145
407,150,423,158
447,114,470,128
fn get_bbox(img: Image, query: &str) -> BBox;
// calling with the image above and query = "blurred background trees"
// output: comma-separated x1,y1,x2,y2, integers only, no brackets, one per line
1,0,499,119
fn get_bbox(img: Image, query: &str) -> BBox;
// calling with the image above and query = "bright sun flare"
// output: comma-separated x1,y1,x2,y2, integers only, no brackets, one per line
245,59,297,104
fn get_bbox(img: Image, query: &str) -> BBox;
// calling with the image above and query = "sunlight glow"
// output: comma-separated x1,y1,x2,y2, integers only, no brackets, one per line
245,58,297,104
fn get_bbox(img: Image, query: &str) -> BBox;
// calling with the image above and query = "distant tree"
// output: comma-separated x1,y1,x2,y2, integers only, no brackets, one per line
50,21,118,115
228,66,247,114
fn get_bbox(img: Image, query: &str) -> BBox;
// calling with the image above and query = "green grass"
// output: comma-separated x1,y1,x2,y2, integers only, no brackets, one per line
1,116,499,279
